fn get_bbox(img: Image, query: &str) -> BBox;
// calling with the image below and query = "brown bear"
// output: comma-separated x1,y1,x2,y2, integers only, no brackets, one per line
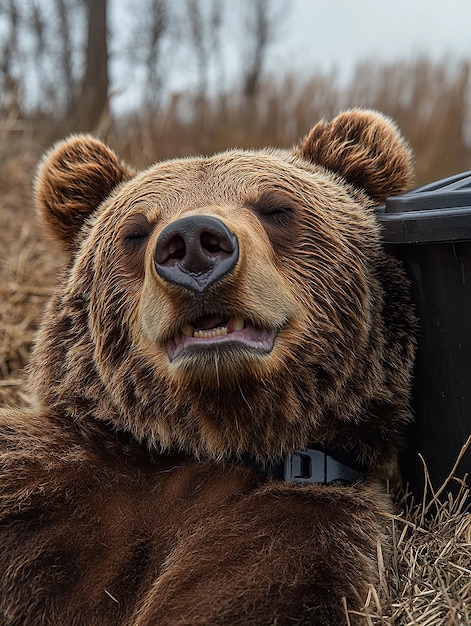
0,109,415,625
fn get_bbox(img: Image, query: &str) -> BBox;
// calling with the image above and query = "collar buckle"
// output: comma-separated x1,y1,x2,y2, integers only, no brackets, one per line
283,448,363,485
284,448,326,484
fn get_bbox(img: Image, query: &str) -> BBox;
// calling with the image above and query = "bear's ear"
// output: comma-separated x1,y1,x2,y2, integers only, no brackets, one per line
298,109,413,203
34,135,136,255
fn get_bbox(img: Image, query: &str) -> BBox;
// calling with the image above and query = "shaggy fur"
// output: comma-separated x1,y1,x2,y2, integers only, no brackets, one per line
0,109,415,625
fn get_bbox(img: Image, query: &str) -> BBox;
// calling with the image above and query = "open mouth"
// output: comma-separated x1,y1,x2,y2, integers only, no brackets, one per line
167,314,277,361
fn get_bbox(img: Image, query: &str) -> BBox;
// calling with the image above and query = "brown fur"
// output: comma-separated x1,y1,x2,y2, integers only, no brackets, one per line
0,109,415,625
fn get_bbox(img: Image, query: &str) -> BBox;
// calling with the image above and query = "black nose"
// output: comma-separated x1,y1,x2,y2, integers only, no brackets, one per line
153,215,239,294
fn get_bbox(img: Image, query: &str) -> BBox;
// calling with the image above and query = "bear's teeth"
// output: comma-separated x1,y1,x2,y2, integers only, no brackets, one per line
181,324,194,337
194,326,228,339
180,317,245,340
232,316,244,331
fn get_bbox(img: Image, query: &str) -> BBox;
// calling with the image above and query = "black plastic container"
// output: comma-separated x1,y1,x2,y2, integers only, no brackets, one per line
376,172,471,503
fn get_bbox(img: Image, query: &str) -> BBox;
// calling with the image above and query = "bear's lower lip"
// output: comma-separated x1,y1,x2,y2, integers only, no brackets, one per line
167,320,277,362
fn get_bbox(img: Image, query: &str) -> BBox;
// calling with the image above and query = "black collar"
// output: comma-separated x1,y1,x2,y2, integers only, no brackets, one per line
100,422,364,486
239,446,365,486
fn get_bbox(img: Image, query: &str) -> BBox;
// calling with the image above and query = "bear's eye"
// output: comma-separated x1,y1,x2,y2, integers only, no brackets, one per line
256,204,294,225
121,214,153,249
251,192,297,227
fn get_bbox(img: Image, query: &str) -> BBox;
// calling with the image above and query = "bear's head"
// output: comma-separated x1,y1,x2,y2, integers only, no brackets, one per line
31,110,415,473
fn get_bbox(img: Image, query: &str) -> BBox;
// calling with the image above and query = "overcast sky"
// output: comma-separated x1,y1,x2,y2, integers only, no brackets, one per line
110,0,471,111
268,0,471,81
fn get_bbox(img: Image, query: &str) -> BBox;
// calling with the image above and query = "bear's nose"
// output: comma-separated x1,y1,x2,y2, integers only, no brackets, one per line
153,215,239,294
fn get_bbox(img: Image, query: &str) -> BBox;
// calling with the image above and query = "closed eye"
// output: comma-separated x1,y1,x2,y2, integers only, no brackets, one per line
250,191,297,226
257,205,294,225
246,190,300,254
121,213,153,249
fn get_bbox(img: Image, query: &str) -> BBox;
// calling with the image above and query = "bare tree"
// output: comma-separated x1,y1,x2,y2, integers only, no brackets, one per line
75,0,109,130
0,0,22,114
54,0,81,116
0,0,86,119
185,0,209,102
139,0,169,109
208,0,224,94
147,0,168,99
242,0,286,101
184,1,223,96
28,0,54,109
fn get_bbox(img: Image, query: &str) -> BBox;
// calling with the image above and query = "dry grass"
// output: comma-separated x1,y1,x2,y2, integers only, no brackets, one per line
1,58,470,622
351,464,471,625
0,147,60,407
